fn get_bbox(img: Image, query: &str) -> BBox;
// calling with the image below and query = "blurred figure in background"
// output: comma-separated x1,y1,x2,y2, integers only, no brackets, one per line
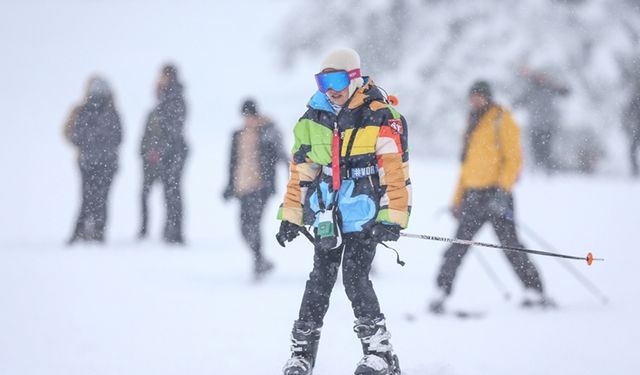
622,82,640,177
138,64,189,244
66,76,122,245
223,99,287,280
430,80,553,314
515,67,570,174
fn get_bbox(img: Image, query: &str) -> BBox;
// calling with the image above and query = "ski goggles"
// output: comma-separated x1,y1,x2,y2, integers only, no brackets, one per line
314,69,361,93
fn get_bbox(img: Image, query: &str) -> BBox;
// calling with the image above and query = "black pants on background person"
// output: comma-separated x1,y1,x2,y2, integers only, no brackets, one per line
139,160,161,237
161,154,186,244
239,188,269,262
435,188,544,296
298,235,381,325
138,153,186,244
629,133,640,177
69,163,117,243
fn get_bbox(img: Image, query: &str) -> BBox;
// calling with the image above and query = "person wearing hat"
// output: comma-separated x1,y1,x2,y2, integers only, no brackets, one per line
67,76,122,244
277,47,410,375
429,80,552,314
138,64,189,244
222,98,287,280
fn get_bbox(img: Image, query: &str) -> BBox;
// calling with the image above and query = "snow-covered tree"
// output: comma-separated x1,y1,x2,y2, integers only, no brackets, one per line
276,0,640,170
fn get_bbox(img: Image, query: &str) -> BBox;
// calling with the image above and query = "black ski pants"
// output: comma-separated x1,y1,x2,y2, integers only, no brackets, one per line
140,160,161,235
630,133,640,177
71,162,117,241
298,235,381,326
139,155,186,243
436,188,543,295
238,188,269,261
161,155,186,243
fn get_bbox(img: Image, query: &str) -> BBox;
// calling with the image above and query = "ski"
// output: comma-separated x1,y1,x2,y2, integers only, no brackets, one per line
404,309,485,322
445,309,486,319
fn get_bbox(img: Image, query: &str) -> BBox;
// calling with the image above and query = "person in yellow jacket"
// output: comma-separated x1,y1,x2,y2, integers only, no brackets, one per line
430,80,553,314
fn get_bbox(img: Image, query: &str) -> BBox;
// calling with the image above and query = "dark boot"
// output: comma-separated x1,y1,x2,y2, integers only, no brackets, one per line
520,288,557,309
353,316,401,375
283,320,321,375
428,289,448,315
67,215,89,245
254,257,274,281
163,225,184,245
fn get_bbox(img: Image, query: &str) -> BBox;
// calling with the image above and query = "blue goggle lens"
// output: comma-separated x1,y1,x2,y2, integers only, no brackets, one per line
315,71,350,94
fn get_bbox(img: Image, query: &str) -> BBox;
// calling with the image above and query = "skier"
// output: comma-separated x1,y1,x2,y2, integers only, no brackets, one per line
222,98,288,280
66,76,122,244
622,82,640,177
514,67,570,173
277,48,411,375
430,80,553,313
138,64,189,244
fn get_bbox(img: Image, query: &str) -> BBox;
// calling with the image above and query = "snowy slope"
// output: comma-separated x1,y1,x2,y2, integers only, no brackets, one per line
0,161,637,375
1,1,638,374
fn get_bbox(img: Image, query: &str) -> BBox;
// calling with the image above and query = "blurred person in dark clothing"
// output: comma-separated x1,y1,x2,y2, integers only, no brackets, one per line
138,64,189,244
66,76,122,245
623,82,640,177
515,67,570,173
430,80,553,314
223,99,287,279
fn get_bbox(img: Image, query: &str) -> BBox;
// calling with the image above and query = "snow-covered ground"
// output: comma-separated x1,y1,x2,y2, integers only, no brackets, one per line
1,1,638,374
0,162,637,375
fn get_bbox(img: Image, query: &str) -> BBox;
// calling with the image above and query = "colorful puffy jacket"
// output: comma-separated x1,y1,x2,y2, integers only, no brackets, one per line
452,104,523,207
278,79,411,234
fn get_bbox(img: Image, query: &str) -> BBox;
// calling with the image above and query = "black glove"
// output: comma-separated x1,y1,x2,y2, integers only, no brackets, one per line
222,186,234,201
370,223,401,243
489,188,512,217
276,221,301,247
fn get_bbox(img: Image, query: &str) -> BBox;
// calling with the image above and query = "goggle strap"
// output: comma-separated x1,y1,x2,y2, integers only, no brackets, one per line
348,69,361,80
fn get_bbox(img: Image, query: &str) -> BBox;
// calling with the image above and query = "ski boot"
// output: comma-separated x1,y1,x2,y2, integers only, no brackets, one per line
254,257,274,281
353,316,401,375
428,289,448,315
521,288,557,309
283,320,321,375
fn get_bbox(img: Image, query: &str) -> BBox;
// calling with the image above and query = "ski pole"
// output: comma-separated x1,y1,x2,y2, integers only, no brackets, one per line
473,250,511,300
433,206,511,299
509,216,609,304
399,232,603,265
433,206,511,301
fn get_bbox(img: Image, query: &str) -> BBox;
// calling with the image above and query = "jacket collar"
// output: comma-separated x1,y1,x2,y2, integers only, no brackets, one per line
308,90,336,113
